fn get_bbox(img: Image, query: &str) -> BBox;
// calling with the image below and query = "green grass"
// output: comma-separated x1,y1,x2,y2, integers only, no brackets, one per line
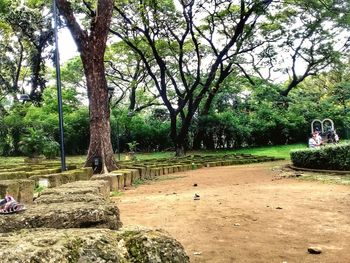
34,185,46,193
0,156,29,165
2,141,349,165
132,178,146,187
113,143,308,161
298,173,350,185
213,143,307,160
110,191,124,197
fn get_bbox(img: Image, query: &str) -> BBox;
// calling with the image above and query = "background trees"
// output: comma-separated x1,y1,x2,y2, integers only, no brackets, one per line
0,0,349,161
0,0,53,103
111,0,274,155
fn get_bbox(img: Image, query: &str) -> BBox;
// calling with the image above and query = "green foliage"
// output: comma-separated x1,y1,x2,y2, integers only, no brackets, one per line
19,128,53,158
110,191,123,197
127,141,139,152
132,178,145,187
34,185,46,194
42,140,60,159
291,144,350,170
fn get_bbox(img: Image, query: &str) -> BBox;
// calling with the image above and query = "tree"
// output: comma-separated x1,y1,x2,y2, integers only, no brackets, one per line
112,0,273,156
104,41,162,112
56,0,117,172
237,0,349,98
0,0,54,102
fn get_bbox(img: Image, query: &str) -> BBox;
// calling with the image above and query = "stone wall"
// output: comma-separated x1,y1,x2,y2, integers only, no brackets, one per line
0,178,189,262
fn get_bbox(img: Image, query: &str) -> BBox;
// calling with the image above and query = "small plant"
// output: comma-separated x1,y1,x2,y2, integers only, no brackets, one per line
125,141,139,161
42,140,60,159
110,191,123,197
19,128,45,158
132,178,145,187
191,162,197,170
34,185,46,194
127,141,139,152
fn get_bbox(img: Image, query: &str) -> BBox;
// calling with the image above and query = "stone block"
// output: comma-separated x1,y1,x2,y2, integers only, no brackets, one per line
0,171,27,180
125,172,132,187
34,192,102,204
116,173,125,189
60,172,76,185
0,202,122,233
91,174,118,191
30,173,61,188
163,167,169,175
0,228,189,262
17,179,35,204
0,180,19,200
80,167,93,180
41,180,110,200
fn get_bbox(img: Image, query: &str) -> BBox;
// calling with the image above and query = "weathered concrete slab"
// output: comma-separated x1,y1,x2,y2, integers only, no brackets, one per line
43,180,110,199
17,179,35,204
91,174,118,191
0,202,122,233
0,180,19,200
0,227,189,263
34,192,103,204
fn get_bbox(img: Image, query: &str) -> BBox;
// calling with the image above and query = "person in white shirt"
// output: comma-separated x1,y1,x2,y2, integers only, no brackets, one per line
333,130,339,143
314,131,323,146
308,133,320,148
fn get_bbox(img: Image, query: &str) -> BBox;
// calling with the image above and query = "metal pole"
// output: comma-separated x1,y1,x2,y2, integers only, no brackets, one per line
53,0,66,171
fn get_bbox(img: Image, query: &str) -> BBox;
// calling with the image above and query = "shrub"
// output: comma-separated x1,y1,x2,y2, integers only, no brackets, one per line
290,144,350,170
42,140,60,159
19,128,60,159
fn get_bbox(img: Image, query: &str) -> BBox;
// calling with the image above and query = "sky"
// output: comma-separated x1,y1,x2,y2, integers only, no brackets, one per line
58,29,78,63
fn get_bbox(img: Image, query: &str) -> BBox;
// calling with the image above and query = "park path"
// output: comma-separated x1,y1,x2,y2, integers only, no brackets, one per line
113,161,350,263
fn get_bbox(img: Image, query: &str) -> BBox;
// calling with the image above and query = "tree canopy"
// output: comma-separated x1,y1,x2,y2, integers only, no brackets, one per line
0,0,349,163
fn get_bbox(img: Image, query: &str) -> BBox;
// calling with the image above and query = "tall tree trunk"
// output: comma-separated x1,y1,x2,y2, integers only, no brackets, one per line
82,53,117,172
193,92,215,150
57,0,116,173
170,110,195,157
175,141,186,156
192,130,203,150
170,113,187,157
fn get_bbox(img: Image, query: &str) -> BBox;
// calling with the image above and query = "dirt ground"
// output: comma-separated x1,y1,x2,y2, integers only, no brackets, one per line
113,161,350,263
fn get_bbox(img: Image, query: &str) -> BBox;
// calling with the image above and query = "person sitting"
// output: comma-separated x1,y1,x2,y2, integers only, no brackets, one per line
314,130,323,146
333,130,339,143
308,132,320,148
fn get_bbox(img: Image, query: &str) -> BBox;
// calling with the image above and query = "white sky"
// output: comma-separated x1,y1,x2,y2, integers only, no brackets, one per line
58,29,78,63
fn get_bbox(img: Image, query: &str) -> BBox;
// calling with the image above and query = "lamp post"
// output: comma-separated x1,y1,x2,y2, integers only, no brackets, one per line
53,0,66,171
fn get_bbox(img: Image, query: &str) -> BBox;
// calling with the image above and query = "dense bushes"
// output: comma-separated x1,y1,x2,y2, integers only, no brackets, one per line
290,144,350,170
0,75,349,156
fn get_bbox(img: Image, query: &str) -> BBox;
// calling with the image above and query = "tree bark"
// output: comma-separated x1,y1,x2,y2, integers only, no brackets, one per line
192,91,215,150
82,53,117,172
57,0,117,173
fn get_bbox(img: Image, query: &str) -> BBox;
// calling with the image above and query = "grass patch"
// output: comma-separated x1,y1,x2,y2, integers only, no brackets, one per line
132,178,146,187
110,191,124,197
34,185,46,193
4,141,349,165
298,173,350,185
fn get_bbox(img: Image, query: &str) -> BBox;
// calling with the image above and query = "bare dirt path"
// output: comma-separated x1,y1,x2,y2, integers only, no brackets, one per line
113,161,350,263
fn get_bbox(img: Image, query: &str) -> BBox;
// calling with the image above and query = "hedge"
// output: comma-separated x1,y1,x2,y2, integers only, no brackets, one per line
290,144,350,171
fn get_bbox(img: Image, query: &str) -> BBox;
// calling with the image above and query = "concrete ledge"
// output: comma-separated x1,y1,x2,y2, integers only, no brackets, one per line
0,228,189,262
91,174,118,191
0,202,121,233
288,164,350,175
